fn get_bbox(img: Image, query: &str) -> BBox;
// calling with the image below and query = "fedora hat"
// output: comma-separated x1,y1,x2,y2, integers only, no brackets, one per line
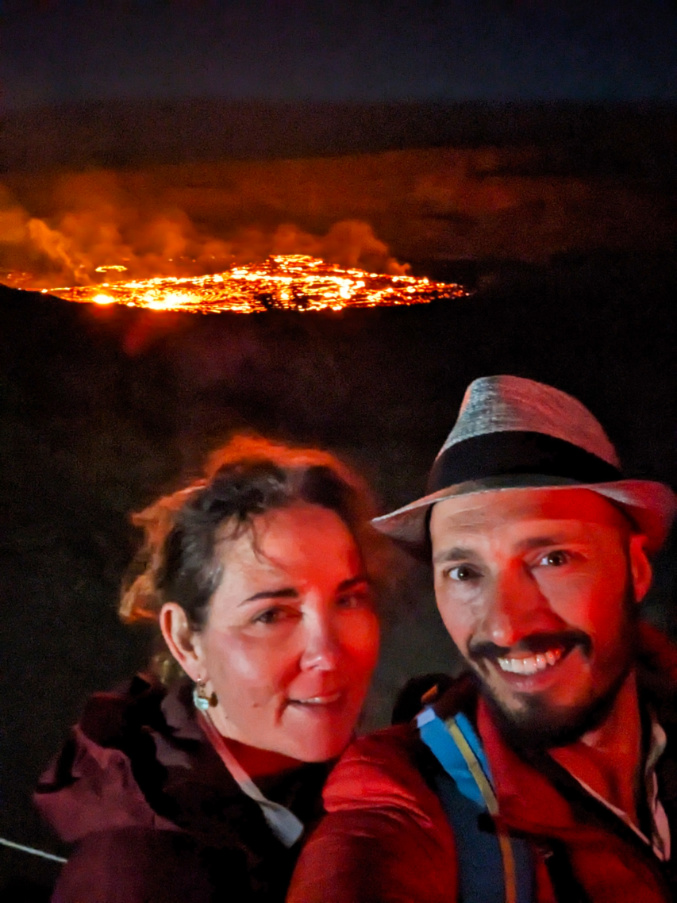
373,375,676,555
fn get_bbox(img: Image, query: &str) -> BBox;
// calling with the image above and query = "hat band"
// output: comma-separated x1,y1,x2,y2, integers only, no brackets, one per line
427,432,623,495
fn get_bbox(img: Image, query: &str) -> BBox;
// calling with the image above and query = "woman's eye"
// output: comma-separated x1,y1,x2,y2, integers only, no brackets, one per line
338,588,372,609
252,607,291,625
539,550,570,567
447,564,479,582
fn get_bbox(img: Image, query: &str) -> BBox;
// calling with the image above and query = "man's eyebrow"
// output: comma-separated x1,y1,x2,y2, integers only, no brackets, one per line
432,534,578,565
515,534,572,552
432,547,476,565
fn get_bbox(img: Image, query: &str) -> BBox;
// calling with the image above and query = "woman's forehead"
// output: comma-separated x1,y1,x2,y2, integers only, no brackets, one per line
214,503,358,566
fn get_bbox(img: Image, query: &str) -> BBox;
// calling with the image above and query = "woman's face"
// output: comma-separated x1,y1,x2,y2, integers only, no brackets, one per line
186,503,379,763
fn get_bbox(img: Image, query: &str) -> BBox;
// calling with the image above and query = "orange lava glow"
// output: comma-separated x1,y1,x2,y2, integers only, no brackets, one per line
31,255,469,313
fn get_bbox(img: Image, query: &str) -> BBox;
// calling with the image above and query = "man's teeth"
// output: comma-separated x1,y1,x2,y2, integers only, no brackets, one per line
497,648,563,675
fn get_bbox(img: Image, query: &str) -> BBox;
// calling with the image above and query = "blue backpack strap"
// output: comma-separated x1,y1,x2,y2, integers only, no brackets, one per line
417,707,534,903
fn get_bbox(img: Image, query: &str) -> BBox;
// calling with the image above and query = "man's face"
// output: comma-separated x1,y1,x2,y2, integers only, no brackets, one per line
429,488,651,747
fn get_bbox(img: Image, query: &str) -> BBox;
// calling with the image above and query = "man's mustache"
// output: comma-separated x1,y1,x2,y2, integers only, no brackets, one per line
468,630,592,663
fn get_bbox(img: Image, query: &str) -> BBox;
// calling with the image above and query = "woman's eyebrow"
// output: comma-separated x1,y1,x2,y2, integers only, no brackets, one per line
239,575,369,606
239,587,299,606
337,575,370,592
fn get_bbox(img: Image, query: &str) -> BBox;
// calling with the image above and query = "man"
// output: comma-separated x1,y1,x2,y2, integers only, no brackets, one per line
288,375,677,902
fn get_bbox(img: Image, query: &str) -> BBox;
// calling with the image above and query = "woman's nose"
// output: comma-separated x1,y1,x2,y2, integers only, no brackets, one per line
299,615,341,671
479,567,563,648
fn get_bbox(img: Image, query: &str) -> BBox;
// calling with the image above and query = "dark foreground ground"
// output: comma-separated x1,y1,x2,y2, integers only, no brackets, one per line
1,248,676,897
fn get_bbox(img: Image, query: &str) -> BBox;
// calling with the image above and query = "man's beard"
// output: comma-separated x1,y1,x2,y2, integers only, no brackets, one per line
468,584,640,753
478,659,634,752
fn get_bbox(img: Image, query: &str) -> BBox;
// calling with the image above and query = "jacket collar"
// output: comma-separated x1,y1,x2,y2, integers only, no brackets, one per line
435,622,677,840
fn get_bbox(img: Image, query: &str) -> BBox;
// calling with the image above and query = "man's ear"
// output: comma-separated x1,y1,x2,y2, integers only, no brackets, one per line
628,534,653,604
159,602,204,682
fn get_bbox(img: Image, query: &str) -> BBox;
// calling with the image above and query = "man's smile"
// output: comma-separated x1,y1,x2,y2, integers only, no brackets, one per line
470,631,590,682
496,647,564,675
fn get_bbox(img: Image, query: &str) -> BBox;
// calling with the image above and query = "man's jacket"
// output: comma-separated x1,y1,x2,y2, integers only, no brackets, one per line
287,622,677,903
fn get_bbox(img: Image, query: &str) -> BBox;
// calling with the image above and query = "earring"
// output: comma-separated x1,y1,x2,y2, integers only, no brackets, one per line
193,678,217,712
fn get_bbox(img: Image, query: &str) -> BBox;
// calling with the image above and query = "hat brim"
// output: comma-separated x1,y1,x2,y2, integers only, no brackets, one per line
372,475,676,556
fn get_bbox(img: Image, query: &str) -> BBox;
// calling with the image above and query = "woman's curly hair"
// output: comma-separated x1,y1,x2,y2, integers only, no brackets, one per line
120,436,385,669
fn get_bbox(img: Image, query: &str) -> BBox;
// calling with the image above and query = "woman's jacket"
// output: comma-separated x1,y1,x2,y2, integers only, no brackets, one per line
35,674,328,903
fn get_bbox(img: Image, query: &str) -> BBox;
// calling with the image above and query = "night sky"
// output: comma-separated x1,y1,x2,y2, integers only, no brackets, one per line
2,0,677,111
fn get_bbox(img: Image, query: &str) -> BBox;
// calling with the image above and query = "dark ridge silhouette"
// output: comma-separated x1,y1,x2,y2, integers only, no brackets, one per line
1,100,675,172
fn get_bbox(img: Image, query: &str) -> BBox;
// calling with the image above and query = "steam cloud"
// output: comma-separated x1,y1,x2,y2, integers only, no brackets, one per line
0,174,408,290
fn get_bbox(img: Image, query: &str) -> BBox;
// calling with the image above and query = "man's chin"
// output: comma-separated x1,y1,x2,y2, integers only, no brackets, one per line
486,694,596,750
480,673,628,752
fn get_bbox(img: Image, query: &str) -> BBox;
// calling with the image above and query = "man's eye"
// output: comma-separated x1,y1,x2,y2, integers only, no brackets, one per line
448,564,479,582
540,550,569,567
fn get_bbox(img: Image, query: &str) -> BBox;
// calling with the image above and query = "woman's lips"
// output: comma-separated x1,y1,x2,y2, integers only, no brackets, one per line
287,690,343,706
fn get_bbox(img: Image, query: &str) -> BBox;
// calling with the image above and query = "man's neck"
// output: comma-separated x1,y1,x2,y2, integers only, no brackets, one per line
550,671,643,824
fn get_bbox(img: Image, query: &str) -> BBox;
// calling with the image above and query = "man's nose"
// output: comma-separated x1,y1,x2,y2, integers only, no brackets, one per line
478,566,564,648
299,613,341,671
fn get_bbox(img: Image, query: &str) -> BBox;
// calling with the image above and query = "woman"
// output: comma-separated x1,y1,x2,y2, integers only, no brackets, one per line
35,436,381,902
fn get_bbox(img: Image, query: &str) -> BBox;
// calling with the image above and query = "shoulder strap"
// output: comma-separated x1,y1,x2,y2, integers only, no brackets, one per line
417,707,534,903
198,711,304,848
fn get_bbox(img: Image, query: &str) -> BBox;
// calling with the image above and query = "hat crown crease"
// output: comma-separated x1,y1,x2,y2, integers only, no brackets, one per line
439,375,620,469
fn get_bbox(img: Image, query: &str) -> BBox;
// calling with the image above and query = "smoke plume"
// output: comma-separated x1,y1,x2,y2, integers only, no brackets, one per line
0,173,408,290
